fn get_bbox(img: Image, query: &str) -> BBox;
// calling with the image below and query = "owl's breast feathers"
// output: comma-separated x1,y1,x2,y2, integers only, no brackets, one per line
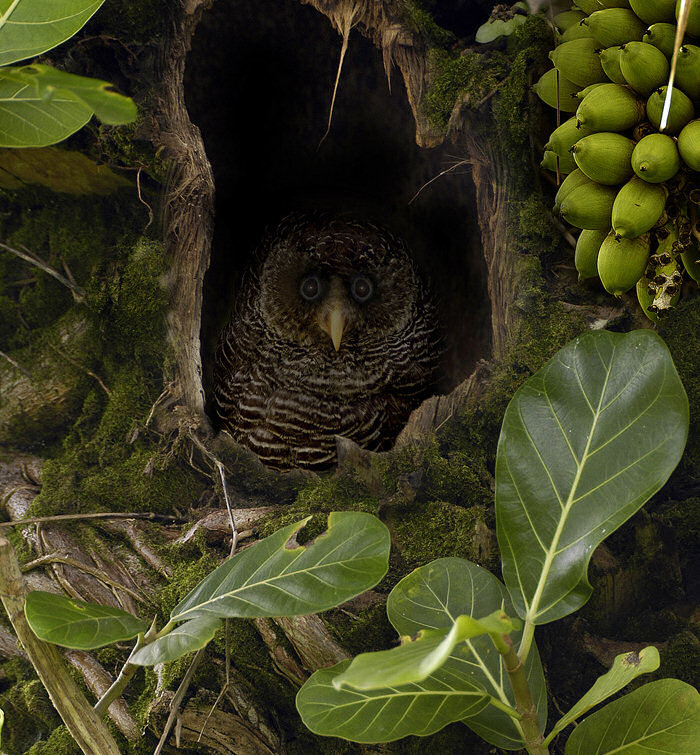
214,215,443,470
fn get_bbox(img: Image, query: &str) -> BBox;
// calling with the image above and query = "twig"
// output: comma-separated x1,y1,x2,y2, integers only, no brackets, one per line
0,348,32,378
0,511,184,529
154,647,207,755
548,212,577,250
0,241,86,301
21,554,146,604
408,158,472,205
47,344,111,396
136,167,154,230
216,462,238,557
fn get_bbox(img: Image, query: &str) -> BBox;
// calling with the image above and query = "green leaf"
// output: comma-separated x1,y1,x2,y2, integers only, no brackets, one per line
496,330,688,627
565,679,700,754
3,64,137,124
171,512,390,622
387,558,547,750
0,0,104,66
130,617,222,666
0,74,91,147
296,658,490,743
332,610,519,691
547,646,660,744
25,591,149,649
0,146,131,193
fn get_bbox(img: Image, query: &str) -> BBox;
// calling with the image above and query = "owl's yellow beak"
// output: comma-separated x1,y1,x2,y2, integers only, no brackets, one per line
322,305,346,351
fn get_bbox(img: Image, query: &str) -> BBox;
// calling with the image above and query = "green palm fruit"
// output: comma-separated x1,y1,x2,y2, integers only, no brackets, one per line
574,0,600,12
612,176,667,237
576,83,646,130
629,0,675,24
631,133,680,182
572,82,607,102
576,0,633,11
575,229,608,280
681,246,700,283
571,132,636,184
541,149,577,174
545,116,593,156
678,119,700,170
560,23,596,42
646,86,695,134
642,23,676,59
553,168,594,211
559,181,618,229
619,41,669,96
599,46,627,83
550,38,607,87
597,231,651,295
533,68,580,112
642,24,676,60
675,45,700,101
555,9,587,29
583,8,646,47
678,0,700,37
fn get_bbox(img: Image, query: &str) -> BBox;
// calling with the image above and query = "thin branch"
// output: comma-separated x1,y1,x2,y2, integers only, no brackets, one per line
548,213,577,250
47,344,111,396
136,167,154,230
0,511,184,529
0,348,32,378
216,462,238,557
21,554,146,604
408,158,472,205
0,241,86,301
154,647,207,755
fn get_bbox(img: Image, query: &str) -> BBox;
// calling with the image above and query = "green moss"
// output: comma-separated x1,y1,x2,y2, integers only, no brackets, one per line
659,297,700,471
423,47,507,130
400,1,455,48
0,672,62,754
391,500,492,570
25,726,81,755
83,0,168,45
654,631,700,687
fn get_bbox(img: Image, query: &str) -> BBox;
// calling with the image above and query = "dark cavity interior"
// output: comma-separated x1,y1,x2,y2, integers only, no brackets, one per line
186,0,492,435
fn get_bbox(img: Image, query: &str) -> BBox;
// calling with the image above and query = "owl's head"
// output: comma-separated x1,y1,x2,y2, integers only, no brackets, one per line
255,214,427,351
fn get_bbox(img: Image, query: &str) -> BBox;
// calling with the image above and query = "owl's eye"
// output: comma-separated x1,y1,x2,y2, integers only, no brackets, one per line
350,275,373,303
300,275,322,301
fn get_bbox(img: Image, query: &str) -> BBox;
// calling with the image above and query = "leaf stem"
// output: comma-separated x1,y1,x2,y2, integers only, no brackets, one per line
518,619,536,662
495,633,549,755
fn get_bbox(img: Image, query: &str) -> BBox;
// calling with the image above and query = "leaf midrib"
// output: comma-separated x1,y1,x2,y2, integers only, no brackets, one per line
524,345,613,626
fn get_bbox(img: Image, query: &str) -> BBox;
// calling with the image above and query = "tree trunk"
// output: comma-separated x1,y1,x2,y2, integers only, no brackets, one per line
0,1,697,753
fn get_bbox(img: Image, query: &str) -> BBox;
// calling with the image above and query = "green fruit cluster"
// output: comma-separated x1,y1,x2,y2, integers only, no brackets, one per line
534,0,700,320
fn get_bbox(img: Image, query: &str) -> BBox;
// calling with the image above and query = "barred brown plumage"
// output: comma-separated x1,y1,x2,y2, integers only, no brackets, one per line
213,213,443,470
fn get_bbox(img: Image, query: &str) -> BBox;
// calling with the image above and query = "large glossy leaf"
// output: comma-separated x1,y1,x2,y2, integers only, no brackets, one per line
546,646,660,745
296,658,490,743
332,610,519,691
0,0,104,66
171,512,390,622
496,330,688,627
387,558,547,750
0,75,91,147
25,591,148,649
2,65,137,124
130,617,222,666
565,679,700,754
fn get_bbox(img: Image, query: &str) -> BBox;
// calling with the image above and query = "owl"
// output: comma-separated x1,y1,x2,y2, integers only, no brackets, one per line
214,213,443,470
